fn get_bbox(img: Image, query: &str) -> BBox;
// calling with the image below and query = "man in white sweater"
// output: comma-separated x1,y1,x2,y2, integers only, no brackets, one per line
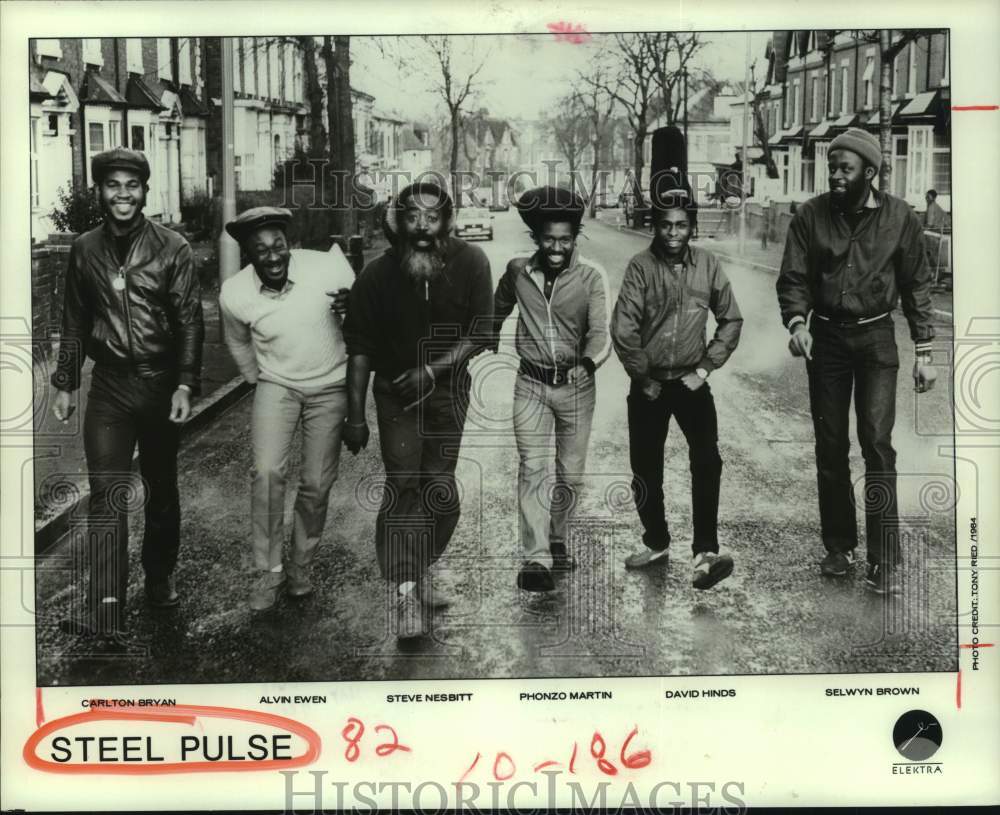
219,207,355,611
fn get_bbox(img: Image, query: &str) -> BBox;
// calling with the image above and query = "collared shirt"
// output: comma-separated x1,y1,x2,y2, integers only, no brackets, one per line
493,248,612,372
219,247,355,389
776,189,934,347
611,242,743,381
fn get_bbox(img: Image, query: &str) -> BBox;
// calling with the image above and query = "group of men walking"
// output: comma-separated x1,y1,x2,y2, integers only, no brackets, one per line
51,123,937,643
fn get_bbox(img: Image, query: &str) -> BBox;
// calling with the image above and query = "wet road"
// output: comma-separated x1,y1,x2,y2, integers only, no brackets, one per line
36,208,958,685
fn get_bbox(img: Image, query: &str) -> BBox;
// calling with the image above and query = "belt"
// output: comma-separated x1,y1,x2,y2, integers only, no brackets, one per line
813,311,890,328
519,359,573,386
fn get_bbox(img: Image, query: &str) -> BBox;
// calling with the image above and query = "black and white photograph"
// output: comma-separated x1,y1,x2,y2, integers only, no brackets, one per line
23,26,960,689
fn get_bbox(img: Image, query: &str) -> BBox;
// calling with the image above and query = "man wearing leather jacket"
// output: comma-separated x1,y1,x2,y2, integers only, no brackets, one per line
51,148,204,637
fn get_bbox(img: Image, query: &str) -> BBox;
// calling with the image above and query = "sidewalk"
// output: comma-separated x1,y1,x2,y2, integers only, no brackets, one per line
33,236,389,548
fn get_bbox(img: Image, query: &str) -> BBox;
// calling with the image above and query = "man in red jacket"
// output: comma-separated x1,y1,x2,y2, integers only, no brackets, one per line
51,148,204,637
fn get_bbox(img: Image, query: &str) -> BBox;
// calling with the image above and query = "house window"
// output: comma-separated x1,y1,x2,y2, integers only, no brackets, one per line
811,75,819,121
35,39,62,59
254,38,266,98
46,114,59,135
284,42,295,101
30,117,40,208
157,38,172,80
931,133,950,195
83,38,103,66
108,121,121,148
126,39,143,74
87,122,106,182
863,54,875,109
908,126,930,198
814,141,828,193
243,38,257,95
178,38,192,85
793,79,801,126
840,64,850,113
232,39,243,93
269,39,280,99
130,125,145,151
801,156,814,193
892,136,908,198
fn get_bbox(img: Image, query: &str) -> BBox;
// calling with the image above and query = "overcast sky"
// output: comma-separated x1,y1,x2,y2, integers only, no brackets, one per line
351,32,772,123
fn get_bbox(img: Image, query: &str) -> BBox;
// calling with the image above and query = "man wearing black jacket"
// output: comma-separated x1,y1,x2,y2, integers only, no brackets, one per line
777,128,937,595
51,148,204,636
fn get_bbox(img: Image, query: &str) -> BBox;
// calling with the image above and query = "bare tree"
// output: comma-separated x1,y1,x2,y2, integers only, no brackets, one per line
320,36,356,233
575,66,620,217
544,94,589,194
747,59,778,179
648,33,706,125
296,36,326,157
394,36,490,193
590,34,658,206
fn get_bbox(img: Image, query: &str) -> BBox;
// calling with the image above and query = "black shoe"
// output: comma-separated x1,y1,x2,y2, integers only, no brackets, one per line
820,549,856,577
691,551,734,590
145,576,180,608
517,561,555,592
865,562,902,595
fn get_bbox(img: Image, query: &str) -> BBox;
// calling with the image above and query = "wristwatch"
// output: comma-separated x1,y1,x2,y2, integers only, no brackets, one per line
695,368,709,380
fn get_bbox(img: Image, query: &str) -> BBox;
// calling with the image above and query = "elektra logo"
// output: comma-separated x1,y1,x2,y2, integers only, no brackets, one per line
893,710,942,762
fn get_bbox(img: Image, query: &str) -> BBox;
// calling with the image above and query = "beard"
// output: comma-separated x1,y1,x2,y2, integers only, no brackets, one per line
400,238,448,282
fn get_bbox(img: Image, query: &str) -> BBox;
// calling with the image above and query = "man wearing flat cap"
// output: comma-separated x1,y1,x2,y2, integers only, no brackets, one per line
51,148,204,638
219,207,355,612
492,186,611,592
777,127,937,595
342,181,493,639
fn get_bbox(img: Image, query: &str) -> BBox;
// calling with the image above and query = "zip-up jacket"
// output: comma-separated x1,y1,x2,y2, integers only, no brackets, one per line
611,243,742,381
776,189,934,348
492,249,612,374
51,217,204,393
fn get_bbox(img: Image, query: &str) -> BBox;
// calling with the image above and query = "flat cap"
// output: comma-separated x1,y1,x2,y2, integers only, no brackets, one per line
91,148,150,184
225,206,293,243
514,186,585,232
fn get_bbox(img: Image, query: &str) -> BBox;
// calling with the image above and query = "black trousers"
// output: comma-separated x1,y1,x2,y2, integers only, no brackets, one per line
627,378,723,555
83,367,181,627
806,316,900,565
372,372,470,585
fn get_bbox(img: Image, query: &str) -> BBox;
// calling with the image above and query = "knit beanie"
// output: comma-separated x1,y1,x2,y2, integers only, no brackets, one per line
829,127,882,170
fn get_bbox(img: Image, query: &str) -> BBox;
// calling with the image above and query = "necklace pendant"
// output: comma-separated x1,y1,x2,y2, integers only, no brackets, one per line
112,276,126,291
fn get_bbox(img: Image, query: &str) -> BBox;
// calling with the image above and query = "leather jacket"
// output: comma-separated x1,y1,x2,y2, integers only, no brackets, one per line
51,217,204,394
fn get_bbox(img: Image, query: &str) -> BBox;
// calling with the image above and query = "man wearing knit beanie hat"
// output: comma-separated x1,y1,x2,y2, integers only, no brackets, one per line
776,127,936,597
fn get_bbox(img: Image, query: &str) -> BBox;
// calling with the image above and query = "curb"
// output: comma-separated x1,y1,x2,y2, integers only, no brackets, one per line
33,374,254,558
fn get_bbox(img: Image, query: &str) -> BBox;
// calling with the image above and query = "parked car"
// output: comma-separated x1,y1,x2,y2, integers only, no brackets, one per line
455,191,493,241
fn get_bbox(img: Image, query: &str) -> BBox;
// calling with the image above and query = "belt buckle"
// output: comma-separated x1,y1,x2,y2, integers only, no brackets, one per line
552,369,563,386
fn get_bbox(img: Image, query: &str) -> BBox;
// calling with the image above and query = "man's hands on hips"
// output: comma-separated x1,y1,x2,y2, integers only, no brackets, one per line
169,388,192,423
52,389,74,423
640,377,662,401
567,364,589,385
788,323,813,360
343,419,369,454
680,371,706,391
914,359,938,393
327,287,350,319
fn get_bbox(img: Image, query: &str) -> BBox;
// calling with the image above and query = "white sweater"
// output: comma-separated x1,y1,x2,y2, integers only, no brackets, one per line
219,248,355,390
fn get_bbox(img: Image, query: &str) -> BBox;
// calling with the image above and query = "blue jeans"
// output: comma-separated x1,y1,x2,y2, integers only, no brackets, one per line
806,316,900,565
512,372,597,568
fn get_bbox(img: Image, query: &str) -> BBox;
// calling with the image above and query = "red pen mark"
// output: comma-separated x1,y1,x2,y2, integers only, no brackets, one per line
493,751,516,781
22,704,320,774
960,642,994,648
569,742,578,774
457,751,480,784
374,724,411,756
590,731,618,776
547,21,592,45
534,759,560,772
620,726,652,770
956,670,962,709
341,717,364,762
951,105,998,111
36,688,45,728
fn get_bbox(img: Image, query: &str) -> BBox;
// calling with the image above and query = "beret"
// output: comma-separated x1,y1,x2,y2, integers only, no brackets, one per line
91,148,150,184
225,206,293,243
829,127,882,171
514,185,585,231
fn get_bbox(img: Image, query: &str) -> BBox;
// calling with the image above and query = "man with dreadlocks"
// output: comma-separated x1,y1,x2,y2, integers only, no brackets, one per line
611,127,743,590
342,181,493,639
